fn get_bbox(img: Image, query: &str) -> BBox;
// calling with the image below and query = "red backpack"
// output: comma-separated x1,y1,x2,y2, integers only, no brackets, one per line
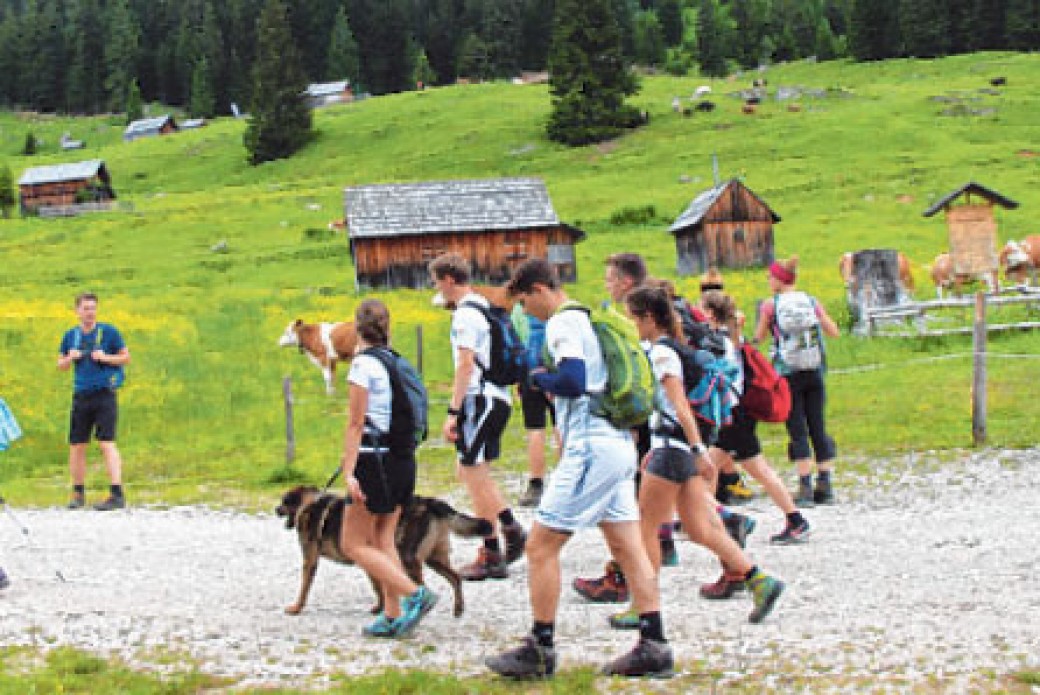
739,342,791,423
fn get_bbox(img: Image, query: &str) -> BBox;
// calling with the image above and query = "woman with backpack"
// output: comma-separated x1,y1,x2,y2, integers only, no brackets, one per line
753,256,841,508
338,299,436,639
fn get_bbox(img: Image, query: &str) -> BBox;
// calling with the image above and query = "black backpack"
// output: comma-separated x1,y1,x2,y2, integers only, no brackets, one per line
361,347,428,455
459,301,527,387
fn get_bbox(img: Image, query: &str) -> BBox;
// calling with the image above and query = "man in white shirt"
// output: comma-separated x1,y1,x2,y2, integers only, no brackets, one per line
429,253,526,581
485,258,673,679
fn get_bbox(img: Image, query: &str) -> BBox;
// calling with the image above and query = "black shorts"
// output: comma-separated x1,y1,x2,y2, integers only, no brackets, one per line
714,406,761,462
645,446,700,484
456,394,511,466
69,389,118,445
519,382,555,430
355,449,416,515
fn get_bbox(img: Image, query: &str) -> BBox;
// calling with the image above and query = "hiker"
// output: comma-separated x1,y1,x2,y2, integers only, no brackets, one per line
486,258,673,679
753,256,841,506
0,395,22,591
429,253,527,580
511,303,559,508
702,290,812,555
57,292,130,511
610,285,784,625
338,299,436,638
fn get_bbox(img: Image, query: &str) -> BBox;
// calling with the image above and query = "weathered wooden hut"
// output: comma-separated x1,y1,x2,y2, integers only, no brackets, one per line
18,160,116,215
668,179,780,275
123,115,178,142
305,80,353,108
345,178,585,290
923,181,1018,289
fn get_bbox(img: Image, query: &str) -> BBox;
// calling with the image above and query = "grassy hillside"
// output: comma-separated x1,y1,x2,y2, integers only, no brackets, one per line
2,52,1039,507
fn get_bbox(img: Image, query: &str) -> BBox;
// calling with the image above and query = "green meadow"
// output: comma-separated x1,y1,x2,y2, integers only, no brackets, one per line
1,52,1039,510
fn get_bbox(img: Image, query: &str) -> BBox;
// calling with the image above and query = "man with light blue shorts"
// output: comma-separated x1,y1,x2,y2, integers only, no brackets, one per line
485,259,673,680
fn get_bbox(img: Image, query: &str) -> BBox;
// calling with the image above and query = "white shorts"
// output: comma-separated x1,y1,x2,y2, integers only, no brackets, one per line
536,435,639,533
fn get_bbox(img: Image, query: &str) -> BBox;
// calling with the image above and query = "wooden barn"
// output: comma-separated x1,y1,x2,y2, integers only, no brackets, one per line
668,179,780,275
18,160,116,215
345,178,586,290
123,114,178,142
305,80,353,108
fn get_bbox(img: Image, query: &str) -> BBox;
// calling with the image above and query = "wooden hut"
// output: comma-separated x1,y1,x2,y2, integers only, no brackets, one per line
18,160,116,215
923,182,1018,290
345,178,585,290
305,80,353,108
668,179,780,276
123,115,178,142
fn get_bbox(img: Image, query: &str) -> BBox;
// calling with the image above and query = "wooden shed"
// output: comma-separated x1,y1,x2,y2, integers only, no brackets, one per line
305,80,353,108
923,182,1018,289
18,159,116,215
123,114,178,142
345,178,586,290
668,179,780,276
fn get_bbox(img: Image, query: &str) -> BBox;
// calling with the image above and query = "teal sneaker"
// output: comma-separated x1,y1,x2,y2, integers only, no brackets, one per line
659,537,679,567
393,586,438,638
362,613,397,638
608,607,640,630
747,573,784,624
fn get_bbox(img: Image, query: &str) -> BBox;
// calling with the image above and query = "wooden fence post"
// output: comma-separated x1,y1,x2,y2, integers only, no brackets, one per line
416,324,424,376
971,292,987,446
283,376,296,464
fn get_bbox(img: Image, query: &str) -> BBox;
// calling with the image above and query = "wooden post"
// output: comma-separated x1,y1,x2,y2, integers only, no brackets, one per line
971,292,987,446
416,324,424,376
283,376,296,464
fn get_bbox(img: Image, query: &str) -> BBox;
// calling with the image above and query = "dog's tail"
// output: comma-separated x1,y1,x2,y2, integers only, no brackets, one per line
422,497,493,538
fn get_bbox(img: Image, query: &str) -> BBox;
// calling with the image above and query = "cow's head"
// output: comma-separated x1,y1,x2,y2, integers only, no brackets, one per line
278,319,304,348
1000,241,1031,270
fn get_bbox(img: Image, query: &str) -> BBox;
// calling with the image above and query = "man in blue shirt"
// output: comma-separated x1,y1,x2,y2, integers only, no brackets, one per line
57,293,130,510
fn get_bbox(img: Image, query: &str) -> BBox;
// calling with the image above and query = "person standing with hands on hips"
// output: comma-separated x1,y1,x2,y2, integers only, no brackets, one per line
57,292,130,510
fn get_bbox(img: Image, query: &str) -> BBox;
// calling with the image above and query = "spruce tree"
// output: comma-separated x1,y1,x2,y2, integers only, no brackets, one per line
899,0,950,57
104,0,141,111
0,163,15,219
850,0,902,60
125,79,143,124
326,6,360,83
547,0,641,146
413,50,438,89
189,57,216,118
697,0,731,77
244,0,313,165
23,131,37,156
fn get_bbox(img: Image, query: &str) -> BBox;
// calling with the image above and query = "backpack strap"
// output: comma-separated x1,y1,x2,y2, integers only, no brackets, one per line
359,346,399,439
458,300,493,382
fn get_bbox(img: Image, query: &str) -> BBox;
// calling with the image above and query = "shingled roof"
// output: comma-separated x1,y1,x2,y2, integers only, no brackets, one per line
668,179,780,233
18,160,109,186
922,181,1020,217
345,178,583,239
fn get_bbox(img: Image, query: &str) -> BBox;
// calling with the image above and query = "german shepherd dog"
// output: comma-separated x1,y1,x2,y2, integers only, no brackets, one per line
276,485,492,617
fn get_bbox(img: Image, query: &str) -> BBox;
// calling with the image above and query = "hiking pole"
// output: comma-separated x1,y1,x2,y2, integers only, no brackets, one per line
0,493,67,583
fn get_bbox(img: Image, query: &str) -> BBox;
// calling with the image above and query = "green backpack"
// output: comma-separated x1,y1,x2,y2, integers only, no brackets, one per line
555,301,654,429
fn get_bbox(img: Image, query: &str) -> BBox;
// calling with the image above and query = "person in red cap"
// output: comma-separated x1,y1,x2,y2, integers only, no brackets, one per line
753,256,841,541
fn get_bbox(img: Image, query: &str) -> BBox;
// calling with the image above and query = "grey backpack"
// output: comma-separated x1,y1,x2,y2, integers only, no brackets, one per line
772,292,822,372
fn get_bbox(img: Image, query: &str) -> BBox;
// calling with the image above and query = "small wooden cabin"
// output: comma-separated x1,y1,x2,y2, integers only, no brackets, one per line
668,179,780,276
923,182,1018,287
305,80,353,108
345,178,586,290
123,115,178,142
18,160,116,215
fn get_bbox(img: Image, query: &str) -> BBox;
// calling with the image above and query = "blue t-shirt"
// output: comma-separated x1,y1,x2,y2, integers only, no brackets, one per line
59,323,127,393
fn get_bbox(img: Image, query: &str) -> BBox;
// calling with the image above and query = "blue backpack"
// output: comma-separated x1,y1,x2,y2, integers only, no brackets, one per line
460,301,527,386
361,347,428,454
658,337,739,434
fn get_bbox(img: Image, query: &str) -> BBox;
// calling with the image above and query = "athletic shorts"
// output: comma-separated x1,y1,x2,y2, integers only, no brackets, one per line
355,449,416,515
69,389,118,445
519,382,555,430
456,394,511,466
645,446,700,484
714,406,762,462
536,435,639,533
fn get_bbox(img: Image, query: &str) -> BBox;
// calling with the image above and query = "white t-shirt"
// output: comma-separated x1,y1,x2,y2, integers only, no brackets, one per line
347,352,392,434
545,305,628,442
451,292,510,403
648,341,690,452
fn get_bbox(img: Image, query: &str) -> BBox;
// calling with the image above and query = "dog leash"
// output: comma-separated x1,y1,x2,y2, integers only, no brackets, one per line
321,465,341,492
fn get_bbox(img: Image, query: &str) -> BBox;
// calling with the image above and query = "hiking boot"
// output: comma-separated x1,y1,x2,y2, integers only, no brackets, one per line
67,494,85,510
573,561,628,603
602,638,674,678
770,518,811,545
793,482,816,508
723,476,756,504
699,570,747,599
0,567,9,590
814,479,835,505
517,481,543,508
503,523,527,564
608,607,640,630
392,586,438,637
748,573,785,624
486,635,556,679
723,512,756,549
362,612,398,638
461,547,508,581
659,537,679,567
92,496,125,511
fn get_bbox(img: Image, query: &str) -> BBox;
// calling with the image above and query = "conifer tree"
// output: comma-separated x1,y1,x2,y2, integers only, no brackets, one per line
22,131,37,156
326,6,360,83
697,0,732,77
244,0,313,165
850,0,902,60
104,0,141,111
413,50,438,88
189,57,216,118
0,163,15,219
125,79,143,123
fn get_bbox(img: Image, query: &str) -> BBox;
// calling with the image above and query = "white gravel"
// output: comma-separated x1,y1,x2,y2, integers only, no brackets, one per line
2,449,1040,691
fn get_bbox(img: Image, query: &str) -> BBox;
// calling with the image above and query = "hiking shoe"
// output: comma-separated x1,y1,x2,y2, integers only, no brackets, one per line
392,586,438,637
573,561,628,603
503,523,527,564
461,547,508,581
486,635,556,679
699,570,747,599
602,638,674,678
793,483,816,508
724,476,756,504
517,481,543,508
362,612,398,638
67,494,85,510
659,537,679,567
608,607,640,630
770,518,812,545
0,567,9,590
92,496,125,511
748,573,785,624
723,512,756,549
814,479,835,505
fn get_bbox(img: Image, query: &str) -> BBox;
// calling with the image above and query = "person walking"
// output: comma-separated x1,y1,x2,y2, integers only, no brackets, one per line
57,292,130,511
429,253,526,581
338,299,437,638
753,256,841,507
511,303,558,508
486,258,673,679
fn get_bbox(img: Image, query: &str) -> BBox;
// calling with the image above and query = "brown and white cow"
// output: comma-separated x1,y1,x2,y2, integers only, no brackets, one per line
839,251,915,292
998,235,1040,285
929,252,998,299
278,320,358,394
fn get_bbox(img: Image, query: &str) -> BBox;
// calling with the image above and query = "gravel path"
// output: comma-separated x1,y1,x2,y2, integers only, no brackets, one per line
2,449,1040,691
